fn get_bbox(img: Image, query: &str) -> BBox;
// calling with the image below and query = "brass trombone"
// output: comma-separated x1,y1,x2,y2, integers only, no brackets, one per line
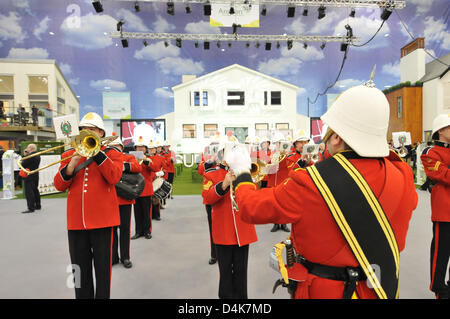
17,129,118,175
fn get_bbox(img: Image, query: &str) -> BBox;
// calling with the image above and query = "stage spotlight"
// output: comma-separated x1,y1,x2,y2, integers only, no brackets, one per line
303,42,308,49
204,41,210,50
255,42,260,48
176,38,182,48
318,6,326,19
143,40,148,47
217,41,221,48
194,41,199,48
92,0,103,13
276,41,280,49
117,19,125,31
204,2,211,16
134,1,140,12
164,41,169,47
229,6,235,15
287,40,293,50
302,7,308,16
349,8,355,17
261,5,267,16
245,42,250,48
185,5,191,14
320,42,326,50
228,42,232,48
265,42,271,51
345,24,353,38
167,1,175,16
232,23,241,35
341,42,348,52
287,5,295,18
121,39,129,48
381,7,392,21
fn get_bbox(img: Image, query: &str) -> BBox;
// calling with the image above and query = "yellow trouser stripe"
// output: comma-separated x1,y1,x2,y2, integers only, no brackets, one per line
307,165,387,299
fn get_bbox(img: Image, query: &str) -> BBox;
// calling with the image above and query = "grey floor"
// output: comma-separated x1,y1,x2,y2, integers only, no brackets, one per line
0,190,437,299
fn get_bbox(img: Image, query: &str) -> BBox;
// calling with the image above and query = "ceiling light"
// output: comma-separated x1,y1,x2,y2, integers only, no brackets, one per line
167,1,175,15
92,1,103,13
204,2,211,16
134,1,140,12
287,5,295,18
318,6,326,19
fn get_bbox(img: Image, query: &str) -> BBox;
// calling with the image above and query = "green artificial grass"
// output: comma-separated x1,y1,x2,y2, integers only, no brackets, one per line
172,166,203,195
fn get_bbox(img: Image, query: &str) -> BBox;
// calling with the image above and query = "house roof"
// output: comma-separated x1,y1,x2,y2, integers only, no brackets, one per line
419,53,450,83
172,63,301,91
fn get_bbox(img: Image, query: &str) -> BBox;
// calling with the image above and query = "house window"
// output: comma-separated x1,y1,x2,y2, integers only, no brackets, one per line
193,91,200,106
276,123,289,130
264,91,267,105
28,76,48,94
0,75,14,93
397,96,402,118
183,124,196,138
255,123,269,130
204,124,217,138
203,91,208,106
271,91,281,105
227,91,245,106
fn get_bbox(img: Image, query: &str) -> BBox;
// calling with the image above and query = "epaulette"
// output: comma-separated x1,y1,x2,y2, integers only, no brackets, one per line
287,153,295,158
106,146,121,153
421,146,432,156
205,167,219,174
434,141,450,148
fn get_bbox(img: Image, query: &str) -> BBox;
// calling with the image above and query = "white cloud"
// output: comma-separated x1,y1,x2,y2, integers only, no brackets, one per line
334,78,363,88
157,57,204,75
334,16,390,51
309,11,340,34
257,57,302,76
185,21,221,34
153,88,174,99
60,12,116,50
381,61,401,78
134,41,180,61
116,8,149,32
284,18,306,35
298,88,307,96
281,44,324,61
69,78,80,86
0,12,27,43
90,79,127,91
59,62,72,76
12,0,30,10
34,16,50,40
83,105,99,111
423,16,450,51
408,0,433,15
7,47,49,59
152,16,175,33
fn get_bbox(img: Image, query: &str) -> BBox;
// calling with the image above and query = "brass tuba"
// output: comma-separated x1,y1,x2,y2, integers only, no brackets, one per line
17,129,117,175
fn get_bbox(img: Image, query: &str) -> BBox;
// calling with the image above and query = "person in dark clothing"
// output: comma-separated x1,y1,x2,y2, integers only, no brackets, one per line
31,105,38,126
20,144,41,213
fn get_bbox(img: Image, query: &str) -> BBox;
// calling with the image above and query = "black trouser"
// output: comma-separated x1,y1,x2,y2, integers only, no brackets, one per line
167,172,174,184
113,204,132,262
134,196,151,236
24,179,40,211
68,227,113,299
216,244,249,299
430,222,450,297
152,199,160,220
205,205,216,259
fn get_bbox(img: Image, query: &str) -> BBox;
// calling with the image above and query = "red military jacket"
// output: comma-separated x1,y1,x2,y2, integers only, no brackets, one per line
234,151,418,299
257,149,271,182
165,150,176,174
421,142,450,222
286,151,315,171
54,146,123,230
117,153,142,206
139,156,160,197
267,155,291,187
202,165,258,247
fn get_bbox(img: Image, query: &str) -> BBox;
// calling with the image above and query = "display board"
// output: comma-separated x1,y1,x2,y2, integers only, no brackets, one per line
103,91,131,120
120,119,166,147
210,3,260,27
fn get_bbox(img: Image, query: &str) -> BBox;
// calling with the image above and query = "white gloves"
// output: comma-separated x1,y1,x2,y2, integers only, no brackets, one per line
224,144,251,176
156,171,164,177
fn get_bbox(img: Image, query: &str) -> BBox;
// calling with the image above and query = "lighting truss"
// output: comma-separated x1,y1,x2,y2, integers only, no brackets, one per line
110,31,360,44
100,0,405,9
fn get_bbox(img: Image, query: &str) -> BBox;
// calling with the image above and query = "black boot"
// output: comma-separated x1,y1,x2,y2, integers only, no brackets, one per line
280,224,290,232
270,224,280,232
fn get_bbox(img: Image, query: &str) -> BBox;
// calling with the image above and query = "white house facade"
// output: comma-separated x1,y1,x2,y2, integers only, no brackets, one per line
165,64,309,154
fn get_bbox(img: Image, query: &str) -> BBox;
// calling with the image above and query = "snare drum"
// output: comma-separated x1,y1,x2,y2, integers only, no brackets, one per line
152,177,172,201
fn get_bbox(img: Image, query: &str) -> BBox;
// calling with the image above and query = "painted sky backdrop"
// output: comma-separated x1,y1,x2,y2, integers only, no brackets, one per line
0,0,449,119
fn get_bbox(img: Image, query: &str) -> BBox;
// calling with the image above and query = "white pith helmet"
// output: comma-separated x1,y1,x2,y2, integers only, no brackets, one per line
321,83,390,157
148,139,156,149
79,112,105,132
109,132,123,146
293,129,310,143
432,113,450,140
272,132,286,143
134,136,147,148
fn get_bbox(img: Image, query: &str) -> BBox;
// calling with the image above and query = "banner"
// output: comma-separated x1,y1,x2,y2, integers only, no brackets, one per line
53,114,79,140
103,91,131,120
210,4,259,27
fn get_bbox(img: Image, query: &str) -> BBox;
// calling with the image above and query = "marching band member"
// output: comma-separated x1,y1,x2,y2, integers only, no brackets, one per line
163,140,175,199
132,137,156,240
287,130,312,170
54,112,123,299
421,113,450,299
258,137,271,188
110,135,142,269
150,140,165,220
202,135,257,299
227,79,418,299
267,132,290,233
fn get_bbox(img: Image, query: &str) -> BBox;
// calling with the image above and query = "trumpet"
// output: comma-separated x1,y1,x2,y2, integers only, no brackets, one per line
398,136,408,157
17,129,118,175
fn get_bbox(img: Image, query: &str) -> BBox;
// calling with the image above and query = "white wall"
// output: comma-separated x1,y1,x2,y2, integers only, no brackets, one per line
422,74,448,134
400,49,426,83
